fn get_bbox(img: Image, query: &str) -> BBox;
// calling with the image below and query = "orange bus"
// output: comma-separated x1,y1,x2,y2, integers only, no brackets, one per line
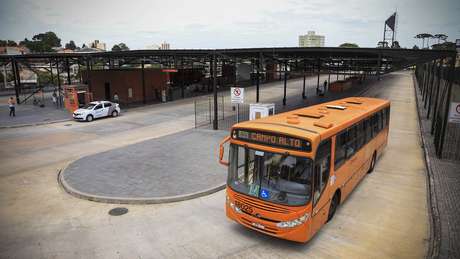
219,97,390,242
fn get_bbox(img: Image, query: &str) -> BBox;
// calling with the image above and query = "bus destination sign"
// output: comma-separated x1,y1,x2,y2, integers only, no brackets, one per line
233,129,311,152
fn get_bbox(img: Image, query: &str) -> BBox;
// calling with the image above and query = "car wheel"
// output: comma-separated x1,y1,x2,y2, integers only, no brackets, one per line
327,193,340,222
111,111,118,117
86,114,93,122
367,152,377,174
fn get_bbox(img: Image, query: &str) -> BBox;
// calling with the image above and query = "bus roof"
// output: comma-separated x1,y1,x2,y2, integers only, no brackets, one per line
232,97,390,142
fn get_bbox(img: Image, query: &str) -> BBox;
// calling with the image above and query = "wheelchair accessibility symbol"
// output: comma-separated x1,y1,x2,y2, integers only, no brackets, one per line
260,189,270,199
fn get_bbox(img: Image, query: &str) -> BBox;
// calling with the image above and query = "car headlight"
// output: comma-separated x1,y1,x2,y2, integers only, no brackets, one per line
276,213,310,228
227,195,242,214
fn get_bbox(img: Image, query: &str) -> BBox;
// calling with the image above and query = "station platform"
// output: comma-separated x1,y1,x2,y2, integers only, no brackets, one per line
59,129,228,204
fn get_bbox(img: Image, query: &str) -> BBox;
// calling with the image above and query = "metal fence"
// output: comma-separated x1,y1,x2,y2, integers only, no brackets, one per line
194,74,379,131
415,58,460,160
194,94,225,128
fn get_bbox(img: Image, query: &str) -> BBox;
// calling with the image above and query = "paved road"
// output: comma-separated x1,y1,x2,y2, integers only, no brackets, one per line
0,72,429,258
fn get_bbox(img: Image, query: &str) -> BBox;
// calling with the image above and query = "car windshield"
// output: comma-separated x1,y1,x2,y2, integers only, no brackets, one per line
228,144,313,206
82,103,96,109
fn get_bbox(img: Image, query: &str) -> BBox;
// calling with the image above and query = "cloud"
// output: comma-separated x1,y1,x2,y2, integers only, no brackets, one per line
0,0,459,49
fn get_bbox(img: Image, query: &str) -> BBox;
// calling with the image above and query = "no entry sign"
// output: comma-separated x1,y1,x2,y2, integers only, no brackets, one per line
231,87,244,104
448,102,460,123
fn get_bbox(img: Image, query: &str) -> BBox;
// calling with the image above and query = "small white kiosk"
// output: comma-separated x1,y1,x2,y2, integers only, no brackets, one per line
249,103,275,120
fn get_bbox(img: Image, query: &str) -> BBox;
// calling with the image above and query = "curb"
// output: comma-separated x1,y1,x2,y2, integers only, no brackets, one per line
57,163,226,205
412,73,441,259
0,118,72,129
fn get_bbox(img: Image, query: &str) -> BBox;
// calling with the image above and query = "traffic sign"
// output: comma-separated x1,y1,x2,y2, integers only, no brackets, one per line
448,102,460,123
231,87,244,104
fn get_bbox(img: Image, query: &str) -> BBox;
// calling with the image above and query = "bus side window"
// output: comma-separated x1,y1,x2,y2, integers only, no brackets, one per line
314,139,331,205
345,126,357,158
364,118,372,144
356,121,365,150
334,132,347,169
371,114,379,136
378,110,384,131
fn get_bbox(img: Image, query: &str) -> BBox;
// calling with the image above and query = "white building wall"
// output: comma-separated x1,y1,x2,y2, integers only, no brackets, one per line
299,31,325,47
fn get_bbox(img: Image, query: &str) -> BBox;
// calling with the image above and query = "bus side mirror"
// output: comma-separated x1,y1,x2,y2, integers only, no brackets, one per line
219,136,231,166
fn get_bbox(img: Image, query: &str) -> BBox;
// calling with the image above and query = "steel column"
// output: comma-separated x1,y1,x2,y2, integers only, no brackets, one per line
141,59,146,104
426,60,436,113
49,59,54,86
11,58,20,104
336,61,339,80
424,62,433,107
56,59,62,107
302,61,306,99
431,59,443,134
316,58,320,93
86,57,92,92
212,52,218,130
438,55,457,158
256,57,260,103
283,62,287,106
66,58,71,85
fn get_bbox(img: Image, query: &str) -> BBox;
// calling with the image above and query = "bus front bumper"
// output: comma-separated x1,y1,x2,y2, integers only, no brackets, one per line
226,203,312,243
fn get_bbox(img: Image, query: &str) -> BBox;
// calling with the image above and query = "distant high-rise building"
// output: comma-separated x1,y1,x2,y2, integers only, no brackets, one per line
90,40,106,51
299,31,325,47
145,42,171,50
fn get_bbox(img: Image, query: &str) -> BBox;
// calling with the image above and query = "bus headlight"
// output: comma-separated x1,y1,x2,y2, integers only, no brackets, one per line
276,213,309,228
227,195,242,214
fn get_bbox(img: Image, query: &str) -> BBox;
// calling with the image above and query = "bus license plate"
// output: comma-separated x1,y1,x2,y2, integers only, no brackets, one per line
251,222,265,229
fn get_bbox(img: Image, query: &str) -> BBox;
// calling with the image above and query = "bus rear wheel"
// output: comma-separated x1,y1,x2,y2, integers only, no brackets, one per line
327,193,340,222
368,152,376,174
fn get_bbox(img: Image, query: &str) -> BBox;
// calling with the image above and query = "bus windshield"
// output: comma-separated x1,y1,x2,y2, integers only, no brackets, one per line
228,144,313,206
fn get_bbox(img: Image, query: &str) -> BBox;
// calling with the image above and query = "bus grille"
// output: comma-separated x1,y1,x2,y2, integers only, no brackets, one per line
240,218,279,235
234,193,290,214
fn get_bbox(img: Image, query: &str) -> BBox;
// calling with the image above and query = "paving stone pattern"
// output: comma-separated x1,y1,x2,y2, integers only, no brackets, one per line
415,83,460,259
62,129,228,198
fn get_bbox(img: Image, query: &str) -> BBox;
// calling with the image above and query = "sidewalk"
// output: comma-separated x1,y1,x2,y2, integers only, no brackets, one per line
0,103,71,128
414,76,460,259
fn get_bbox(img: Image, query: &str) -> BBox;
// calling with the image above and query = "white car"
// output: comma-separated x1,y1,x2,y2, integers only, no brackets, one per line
73,101,121,122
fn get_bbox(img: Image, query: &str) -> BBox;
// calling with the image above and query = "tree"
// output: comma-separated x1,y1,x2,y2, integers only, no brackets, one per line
118,43,129,51
412,45,419,50
82,43,87,48
111,44,122,51
111,43,129,51
32,31,61,47
0,40,18,47
65,40,77,50
433,34,448,44
391,41,401,49
339,43,359,48
19,31,62,53
415,33,433,48
431,41,456,51
377,41,389,48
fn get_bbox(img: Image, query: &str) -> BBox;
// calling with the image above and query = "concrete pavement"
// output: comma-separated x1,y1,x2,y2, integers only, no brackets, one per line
0,71,430,258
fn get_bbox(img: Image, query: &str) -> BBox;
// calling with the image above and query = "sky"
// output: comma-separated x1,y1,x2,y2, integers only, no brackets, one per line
0,0,459,50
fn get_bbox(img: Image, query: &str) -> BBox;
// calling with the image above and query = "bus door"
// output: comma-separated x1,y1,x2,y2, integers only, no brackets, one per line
311,139,332,235
335,126,360,197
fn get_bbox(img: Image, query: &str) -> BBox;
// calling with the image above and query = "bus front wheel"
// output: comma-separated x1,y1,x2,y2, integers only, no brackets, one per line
368,152,376,174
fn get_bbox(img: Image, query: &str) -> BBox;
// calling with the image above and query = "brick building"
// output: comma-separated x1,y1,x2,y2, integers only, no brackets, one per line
82,68,170,104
